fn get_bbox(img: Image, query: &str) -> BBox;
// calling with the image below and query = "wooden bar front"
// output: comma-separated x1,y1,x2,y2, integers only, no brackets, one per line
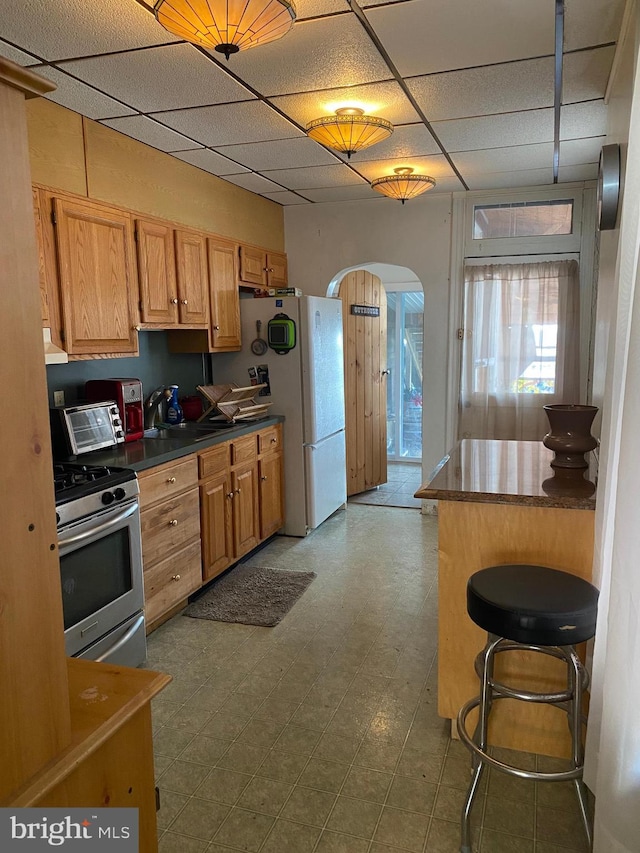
416,440,596,758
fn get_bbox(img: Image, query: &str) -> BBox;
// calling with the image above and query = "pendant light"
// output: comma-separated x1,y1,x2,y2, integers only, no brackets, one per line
371,167,436,203
154,0,297,60
306,108,393,159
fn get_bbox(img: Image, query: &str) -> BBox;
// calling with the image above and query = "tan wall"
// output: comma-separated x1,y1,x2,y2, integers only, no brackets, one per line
25,99,284,250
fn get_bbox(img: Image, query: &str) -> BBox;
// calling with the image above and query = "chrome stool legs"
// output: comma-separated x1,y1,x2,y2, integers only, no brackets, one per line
457,634,593,853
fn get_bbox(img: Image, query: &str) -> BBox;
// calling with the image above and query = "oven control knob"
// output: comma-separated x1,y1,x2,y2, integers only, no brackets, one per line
113,488,126,501
101,491,115,505
56,512,60,525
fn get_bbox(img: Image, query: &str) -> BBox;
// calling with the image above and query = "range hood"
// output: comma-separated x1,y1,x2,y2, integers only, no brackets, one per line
43,328,68,364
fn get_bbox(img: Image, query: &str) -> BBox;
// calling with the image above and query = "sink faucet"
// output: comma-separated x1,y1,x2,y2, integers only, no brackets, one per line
144,386,165,430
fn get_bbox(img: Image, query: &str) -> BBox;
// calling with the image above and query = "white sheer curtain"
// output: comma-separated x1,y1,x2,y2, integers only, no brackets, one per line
458,260,580,440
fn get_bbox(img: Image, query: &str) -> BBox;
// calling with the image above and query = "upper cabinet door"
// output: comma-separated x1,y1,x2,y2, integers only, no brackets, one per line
239,244,267,287
208,238,241,350
175,230,209,326
53,197,138,355
266,252,288,289
32,188,49,325
136,218,178,325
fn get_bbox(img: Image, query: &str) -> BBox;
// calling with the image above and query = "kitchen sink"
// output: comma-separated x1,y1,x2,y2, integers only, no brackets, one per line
143,422,238,442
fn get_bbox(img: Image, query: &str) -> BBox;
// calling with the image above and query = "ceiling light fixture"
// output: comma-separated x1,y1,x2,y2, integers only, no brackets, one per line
371,167,436,204
305,108,393,159
154,0,296,60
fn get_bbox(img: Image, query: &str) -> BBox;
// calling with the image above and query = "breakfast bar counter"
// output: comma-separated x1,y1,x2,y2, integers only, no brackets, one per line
415,439,596,758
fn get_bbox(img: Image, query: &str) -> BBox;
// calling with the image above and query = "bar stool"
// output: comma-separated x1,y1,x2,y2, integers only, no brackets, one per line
456,564,599,853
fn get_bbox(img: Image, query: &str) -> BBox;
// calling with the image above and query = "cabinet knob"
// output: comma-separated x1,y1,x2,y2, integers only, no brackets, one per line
235,488,241,494
181,299,188,305
271,437,277,443
170,297,179,305
169,519,178,527
261,475,268,481
171,574,181,581
213,325,220,330
227,491,234,499
167,477,176,483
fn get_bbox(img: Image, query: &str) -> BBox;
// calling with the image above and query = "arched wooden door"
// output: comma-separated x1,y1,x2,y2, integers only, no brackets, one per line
336,270,388,496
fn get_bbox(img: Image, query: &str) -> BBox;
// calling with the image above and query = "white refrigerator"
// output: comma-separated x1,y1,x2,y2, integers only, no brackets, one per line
215,296,347,536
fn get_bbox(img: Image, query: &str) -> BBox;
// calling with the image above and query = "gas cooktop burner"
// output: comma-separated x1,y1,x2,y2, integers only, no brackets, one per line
53,462,137,511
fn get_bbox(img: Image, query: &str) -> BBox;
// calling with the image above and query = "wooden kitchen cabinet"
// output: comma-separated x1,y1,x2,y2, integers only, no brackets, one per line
175,228,209,325
52,195,139,355
33,187,50,325
258,424,284,539
135,217,178,325
138,456,201,631
208,237,241,349
239,244,288,289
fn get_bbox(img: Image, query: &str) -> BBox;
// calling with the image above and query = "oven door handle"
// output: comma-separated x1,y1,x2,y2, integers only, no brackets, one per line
89,613,146,664
59,501,139,549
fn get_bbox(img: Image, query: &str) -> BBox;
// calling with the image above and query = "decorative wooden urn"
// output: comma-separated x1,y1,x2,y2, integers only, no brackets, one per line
543,404,598,469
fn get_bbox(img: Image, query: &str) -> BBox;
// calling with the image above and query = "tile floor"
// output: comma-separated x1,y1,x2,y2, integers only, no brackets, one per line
148,503,591,853
348,462,423,509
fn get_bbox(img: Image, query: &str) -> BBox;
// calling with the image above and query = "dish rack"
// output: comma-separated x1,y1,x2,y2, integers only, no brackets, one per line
196,384,272,423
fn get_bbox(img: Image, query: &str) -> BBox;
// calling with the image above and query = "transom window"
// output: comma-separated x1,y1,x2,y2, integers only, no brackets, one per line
473,200,574,240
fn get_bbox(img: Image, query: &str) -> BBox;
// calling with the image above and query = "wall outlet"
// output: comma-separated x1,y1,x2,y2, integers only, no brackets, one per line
53,390,65,407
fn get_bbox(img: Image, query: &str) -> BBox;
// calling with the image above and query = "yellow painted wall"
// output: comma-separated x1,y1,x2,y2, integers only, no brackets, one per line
25,99,284,250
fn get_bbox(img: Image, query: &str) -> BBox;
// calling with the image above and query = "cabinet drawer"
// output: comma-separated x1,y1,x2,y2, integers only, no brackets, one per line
143,538,202,625
231,434,257,466
141,486,200,565
199,443,229,479
138,456,198,508
258,425,282,455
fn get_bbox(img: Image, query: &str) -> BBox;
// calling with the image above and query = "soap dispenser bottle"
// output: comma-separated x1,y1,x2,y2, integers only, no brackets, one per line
165,385,183,424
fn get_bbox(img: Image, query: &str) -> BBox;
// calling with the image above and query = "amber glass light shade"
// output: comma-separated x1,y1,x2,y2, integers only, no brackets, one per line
371,167,436,203
154,0,296,59
306,108,393,158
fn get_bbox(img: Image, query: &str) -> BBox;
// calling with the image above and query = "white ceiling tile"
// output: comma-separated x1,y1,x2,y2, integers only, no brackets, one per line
0,39,39,65
366,0,556,77
100,116,202,152
451,142,555,176
295,0,350,19
260,191,312,205
0,0,177,61
223,173,287,193
155,101,303,146
558,163,599,181
214,137,340,170
560,136,605,166
466,168,555,191
221,16,392,96
270,81,420,127
433,109,555,153
299,185,384,202
171,148,249,176
353,154,455,183
32,66,135,119
560,100,608,139
58,44,254,112
564,0,626,50
261,164,368,190
407,57,554,122
563,46,615,104
334,124,441,162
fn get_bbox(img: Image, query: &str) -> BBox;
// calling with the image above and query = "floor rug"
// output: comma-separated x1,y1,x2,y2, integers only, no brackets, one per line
184,565,316,627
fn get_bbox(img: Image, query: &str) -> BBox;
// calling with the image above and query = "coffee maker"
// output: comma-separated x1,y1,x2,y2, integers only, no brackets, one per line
85,378,144,442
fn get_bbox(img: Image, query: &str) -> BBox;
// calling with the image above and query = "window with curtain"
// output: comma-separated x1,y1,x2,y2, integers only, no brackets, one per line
458,259,580,441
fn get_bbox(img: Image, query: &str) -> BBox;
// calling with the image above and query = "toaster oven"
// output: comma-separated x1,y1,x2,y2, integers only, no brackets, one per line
50,401,125,456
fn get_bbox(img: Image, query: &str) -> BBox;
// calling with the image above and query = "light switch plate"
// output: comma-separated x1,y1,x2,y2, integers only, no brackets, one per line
53,390,65,407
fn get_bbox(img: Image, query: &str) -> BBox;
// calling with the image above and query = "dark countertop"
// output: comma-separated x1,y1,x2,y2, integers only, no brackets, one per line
415,439,597,509
60,415,285,472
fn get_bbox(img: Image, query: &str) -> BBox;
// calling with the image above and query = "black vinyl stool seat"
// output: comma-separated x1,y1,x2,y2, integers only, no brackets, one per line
457,564,598,853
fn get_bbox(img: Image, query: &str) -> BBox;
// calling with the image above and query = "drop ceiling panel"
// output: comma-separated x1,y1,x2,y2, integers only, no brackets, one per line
433,109,555,153
451,143,555,175
335,124,441,162
270,81,420,127
0,0,177,61
33,66,135,119
296,0,350,19
366,0,556,77
353,154,456,183
221,16,392,96
466,168,555,191
559,163,599,181
172,148,250,176
564,0,626,51
101,116,203,152
156,101,304,146
215,137,339,171
560,136,605,166
563,46,616,104
0,39,39,65
261,164,368,190
300,185,384,203
223,173,287,194
407,57,554,123
260,191,311,205
560,100,608,139
59,44,254,113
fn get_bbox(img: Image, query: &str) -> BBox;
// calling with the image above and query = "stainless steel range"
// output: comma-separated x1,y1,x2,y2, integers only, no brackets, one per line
54,462,146,667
